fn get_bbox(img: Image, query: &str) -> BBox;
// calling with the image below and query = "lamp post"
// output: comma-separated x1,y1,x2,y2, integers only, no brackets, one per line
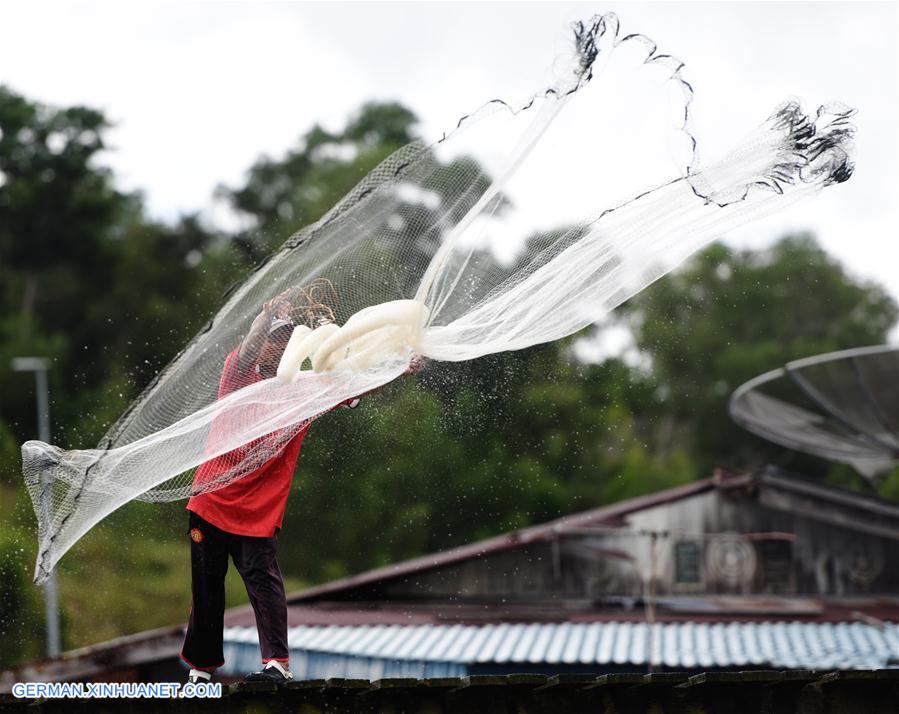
11,356,61,658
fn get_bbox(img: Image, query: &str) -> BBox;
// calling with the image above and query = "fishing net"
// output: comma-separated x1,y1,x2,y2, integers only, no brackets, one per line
730,346,899,479
22,13,855,583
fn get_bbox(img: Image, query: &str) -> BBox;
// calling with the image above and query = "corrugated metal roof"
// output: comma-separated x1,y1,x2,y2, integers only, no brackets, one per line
223,621,899,672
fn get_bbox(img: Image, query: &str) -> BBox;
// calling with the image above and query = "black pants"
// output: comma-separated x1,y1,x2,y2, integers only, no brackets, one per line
180,511,289,671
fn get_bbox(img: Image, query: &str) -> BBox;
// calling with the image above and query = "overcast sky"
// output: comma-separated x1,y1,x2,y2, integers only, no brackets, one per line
2,1,897,303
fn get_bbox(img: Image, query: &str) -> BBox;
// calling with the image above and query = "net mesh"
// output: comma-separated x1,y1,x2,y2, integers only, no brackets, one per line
730,346,899,478
22,13,856,583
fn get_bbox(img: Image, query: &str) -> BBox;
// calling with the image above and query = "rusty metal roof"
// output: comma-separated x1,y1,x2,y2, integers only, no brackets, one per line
280,478,721,606
259,466,899,611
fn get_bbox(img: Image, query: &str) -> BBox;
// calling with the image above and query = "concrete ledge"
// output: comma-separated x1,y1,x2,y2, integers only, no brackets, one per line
2,670,898,713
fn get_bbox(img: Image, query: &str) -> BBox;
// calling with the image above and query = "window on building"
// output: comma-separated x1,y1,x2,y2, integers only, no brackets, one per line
756,539,794,591
674,541,702,584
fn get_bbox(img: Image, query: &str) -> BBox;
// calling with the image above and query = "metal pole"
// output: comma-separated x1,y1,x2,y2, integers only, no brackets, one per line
646,531,658,674
11,357,61,658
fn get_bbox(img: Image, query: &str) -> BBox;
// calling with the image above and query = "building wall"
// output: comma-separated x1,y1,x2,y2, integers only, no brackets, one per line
629,488,899,596
371,488,899,602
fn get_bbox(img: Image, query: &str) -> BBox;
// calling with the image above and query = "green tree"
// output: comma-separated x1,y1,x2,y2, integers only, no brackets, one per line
0,85,129,477
219,102,419,259
619,234,899,477
0,86,253,663
0,86,241,463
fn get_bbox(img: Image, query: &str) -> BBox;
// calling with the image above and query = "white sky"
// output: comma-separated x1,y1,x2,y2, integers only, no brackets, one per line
1,1,897,302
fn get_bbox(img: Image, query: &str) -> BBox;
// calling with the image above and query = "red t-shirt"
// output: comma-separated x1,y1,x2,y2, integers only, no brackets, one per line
187,347,355,537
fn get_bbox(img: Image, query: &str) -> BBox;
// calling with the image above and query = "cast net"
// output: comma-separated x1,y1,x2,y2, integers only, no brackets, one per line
22,14,855,583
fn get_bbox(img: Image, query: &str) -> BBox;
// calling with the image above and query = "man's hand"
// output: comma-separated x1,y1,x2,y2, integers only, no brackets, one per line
262,289,296,321
405,355,426,376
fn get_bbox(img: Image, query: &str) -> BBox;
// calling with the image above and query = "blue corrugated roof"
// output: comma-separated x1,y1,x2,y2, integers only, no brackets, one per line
220,621,899,676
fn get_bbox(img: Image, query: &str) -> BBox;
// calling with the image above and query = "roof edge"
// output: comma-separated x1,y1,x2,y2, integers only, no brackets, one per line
286,477,720,605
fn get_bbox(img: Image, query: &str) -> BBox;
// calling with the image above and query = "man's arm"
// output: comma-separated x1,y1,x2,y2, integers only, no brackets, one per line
337,355,426,407
237,311,271,374
237,292,296,374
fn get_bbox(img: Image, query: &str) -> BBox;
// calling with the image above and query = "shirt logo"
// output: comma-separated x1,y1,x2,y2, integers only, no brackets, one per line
190,528,204,543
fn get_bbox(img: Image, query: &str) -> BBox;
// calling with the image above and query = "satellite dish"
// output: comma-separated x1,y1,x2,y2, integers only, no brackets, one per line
729,345,899,479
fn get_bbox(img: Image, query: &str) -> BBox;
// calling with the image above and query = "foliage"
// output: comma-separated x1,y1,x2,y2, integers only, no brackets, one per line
0,518,43,666
618,238,899,476
218,102,419,260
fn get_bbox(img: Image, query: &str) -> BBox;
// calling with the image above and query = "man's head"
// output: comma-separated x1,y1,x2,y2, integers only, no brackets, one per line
240,280,338,376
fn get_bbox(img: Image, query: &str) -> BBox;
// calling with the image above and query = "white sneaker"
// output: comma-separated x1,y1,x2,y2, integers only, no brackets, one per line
244,659,293,682
188,668,213,684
